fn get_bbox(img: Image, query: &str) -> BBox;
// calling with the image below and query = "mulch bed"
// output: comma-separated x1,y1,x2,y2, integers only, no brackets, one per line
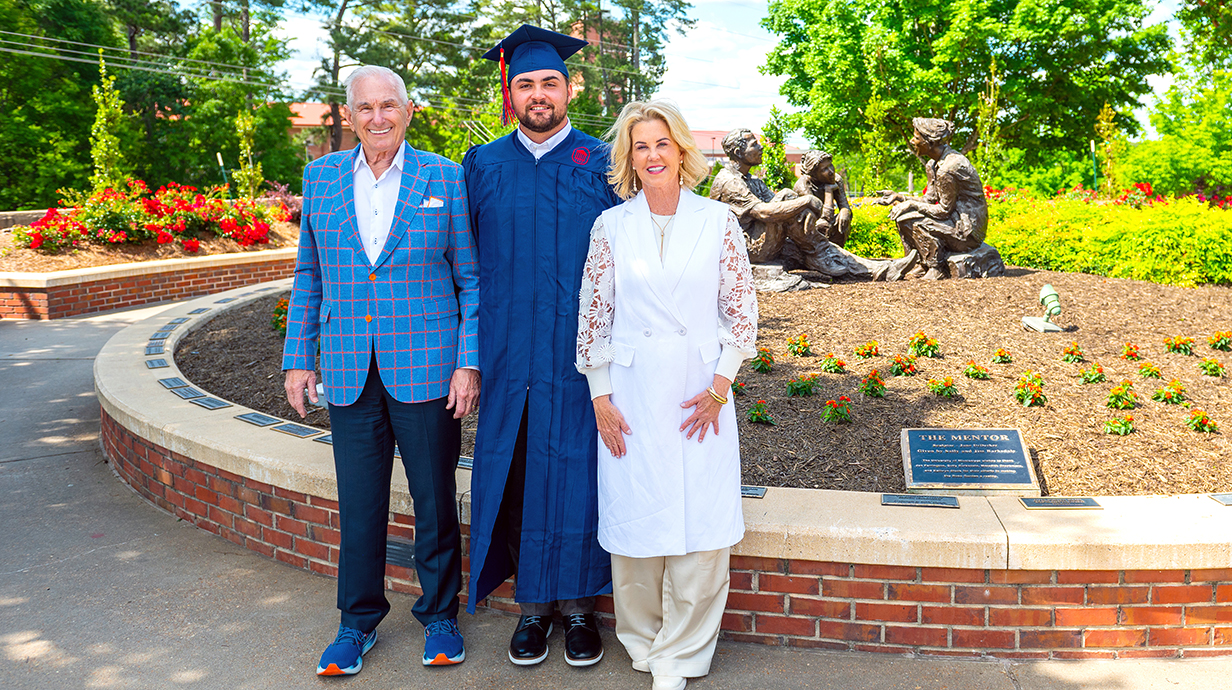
0,222,299,273
176,270,1231,497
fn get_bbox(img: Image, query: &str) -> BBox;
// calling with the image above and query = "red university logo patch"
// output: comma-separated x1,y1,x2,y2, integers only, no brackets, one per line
571,147,590,165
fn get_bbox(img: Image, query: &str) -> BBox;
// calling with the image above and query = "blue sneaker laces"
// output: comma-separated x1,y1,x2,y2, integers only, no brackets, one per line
335,626,368,647
425,619,460,637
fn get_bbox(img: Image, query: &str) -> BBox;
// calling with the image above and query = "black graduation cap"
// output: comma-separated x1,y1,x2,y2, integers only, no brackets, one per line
482,24,588,125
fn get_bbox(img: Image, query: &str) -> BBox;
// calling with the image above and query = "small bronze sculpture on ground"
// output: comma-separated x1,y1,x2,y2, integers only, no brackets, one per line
710,128,903,282
876,118,1004,279
793,150,852,248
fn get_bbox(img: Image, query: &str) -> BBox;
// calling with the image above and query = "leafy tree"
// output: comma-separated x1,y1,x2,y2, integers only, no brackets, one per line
762,0,1171,166
1119,62,1232,198
972,59,1005,185
858,88,894,191
169,22,299,190
106,0,193,57
90,55,130,191
1094,102,1128,196
761,106,793,191
232,108,264,198
1178,0,1232,68
0,0,120,208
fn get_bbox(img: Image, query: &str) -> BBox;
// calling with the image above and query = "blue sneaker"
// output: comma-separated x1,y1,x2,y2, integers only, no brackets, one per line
423,618,465,665
316,625,377,676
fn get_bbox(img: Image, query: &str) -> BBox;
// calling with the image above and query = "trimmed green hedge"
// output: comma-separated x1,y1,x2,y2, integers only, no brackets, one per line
846,202,902,259
846,197,1232,286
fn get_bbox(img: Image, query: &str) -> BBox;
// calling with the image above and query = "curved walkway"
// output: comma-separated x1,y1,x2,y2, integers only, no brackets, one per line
0,306,1228,689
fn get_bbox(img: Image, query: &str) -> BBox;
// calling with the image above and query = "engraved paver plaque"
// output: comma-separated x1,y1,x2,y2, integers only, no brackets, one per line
1020,497,1101,510
191,397,232,410
902,428,1040,497
314,434,333,445
272,423,322,438
236,412,280,427
882,494,960,509
458,456,474,470
740,485,767,499
1210,494,1232,506
145,359,169,369
215,298,236,303
157,377,188,389
145,345,164,355
171,386,205,400
188,308,210,314
168,318,189,324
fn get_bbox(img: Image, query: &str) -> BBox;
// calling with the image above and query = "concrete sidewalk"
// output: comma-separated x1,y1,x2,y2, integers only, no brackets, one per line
2,306,1230,689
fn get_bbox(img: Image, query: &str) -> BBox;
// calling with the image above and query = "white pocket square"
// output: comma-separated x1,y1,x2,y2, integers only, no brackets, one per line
421,196,445,208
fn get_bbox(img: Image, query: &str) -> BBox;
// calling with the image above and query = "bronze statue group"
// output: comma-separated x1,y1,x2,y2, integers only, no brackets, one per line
282,23,990,690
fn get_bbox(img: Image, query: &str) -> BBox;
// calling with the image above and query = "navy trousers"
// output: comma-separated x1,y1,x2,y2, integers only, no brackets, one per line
327,356,462,632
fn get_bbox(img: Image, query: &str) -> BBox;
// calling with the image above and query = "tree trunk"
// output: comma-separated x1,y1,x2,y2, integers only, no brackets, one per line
327,0,351,152
212,1,222,32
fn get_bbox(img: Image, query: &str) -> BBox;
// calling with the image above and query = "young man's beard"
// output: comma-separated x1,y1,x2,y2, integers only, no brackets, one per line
517,102,567,133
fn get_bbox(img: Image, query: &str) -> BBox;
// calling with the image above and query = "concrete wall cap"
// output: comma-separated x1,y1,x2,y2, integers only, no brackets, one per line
93,280,1232,572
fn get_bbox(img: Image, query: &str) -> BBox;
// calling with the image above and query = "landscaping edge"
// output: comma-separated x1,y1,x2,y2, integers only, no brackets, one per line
0,248,297,319
94,280,1232,659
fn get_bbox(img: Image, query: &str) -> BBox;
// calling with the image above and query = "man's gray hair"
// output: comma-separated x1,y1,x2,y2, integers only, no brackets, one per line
722,128,755,162
343,66,409,109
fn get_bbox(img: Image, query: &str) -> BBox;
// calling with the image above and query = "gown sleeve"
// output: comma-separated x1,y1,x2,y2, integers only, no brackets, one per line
576,216,616,398
715,210,758,381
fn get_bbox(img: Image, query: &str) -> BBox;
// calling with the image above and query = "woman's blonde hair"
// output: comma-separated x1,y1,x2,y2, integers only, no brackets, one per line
605,99,711,200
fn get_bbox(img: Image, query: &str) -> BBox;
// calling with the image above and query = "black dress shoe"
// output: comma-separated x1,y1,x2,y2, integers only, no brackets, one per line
508,615,552,666
563,612,603,667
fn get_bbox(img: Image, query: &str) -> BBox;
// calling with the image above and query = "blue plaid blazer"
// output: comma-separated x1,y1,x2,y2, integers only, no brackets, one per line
282,144,479,406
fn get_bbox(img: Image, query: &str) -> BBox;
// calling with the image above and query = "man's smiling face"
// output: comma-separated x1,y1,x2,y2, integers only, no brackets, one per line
342,74,411,157
510,69,572,135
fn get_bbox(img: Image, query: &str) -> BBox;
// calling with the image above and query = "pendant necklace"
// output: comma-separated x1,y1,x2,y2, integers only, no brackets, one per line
651,214,672,259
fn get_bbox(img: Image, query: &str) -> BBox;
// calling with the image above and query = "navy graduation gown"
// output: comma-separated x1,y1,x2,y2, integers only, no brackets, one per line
463,128,623,610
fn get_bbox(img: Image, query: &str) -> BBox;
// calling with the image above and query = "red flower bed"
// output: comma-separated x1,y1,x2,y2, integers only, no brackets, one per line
12,179,288,254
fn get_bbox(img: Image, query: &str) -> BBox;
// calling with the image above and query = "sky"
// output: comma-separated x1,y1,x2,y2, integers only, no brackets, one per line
272,0,1184,148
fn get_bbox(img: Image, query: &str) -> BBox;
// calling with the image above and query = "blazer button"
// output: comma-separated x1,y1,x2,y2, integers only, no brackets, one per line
368,274,376,281
365,315,373,323
678,328,687,335
643,329,652,337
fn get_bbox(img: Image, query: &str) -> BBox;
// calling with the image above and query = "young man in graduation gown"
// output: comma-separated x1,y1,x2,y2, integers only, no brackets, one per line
463,24,623,668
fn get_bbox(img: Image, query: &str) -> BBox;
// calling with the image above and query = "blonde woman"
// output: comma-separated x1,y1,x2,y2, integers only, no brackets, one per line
575,99,757,690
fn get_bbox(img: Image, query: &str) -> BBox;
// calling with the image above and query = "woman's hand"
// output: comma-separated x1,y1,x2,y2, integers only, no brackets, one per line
680,375,732,442
593,395,632,458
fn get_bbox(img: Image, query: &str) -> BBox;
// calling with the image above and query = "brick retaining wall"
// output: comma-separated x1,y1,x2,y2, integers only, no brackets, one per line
1,252,295,320
100,407,1232,660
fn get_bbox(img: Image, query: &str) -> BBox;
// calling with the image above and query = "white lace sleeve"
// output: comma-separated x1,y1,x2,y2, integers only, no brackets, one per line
576,217,616,371
717,210,758,356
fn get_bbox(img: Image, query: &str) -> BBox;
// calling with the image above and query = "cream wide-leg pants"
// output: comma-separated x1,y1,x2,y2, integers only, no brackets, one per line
610,547,731,678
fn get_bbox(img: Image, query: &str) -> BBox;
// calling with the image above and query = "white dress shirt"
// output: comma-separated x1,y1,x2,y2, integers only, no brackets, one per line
516,120,573,160
353,141,406,265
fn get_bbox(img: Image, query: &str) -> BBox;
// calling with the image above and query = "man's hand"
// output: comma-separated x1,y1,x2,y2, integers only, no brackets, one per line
446,368,481,419
284,369,318,419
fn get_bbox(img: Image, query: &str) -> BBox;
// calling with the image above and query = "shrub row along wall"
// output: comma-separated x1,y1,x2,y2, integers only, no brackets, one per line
0,250,295,319
101,407,1232,660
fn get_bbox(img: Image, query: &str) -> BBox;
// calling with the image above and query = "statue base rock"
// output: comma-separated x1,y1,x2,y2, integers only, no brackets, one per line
947,243,1006,279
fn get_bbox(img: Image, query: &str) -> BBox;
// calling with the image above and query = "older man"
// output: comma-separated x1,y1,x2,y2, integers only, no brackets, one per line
282,65,479,676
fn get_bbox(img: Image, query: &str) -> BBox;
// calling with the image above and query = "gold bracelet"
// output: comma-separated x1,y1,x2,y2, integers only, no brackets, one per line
707,386,729,405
